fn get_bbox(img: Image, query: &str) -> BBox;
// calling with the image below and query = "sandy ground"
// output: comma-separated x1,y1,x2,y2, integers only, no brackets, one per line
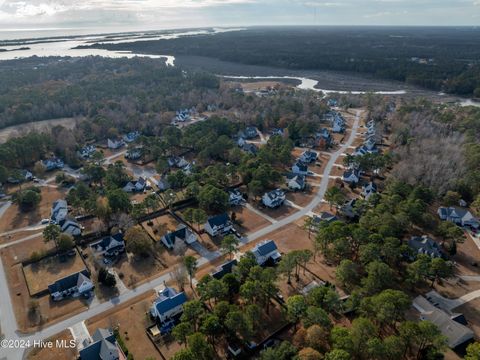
232,205,270,234
0,117,84,144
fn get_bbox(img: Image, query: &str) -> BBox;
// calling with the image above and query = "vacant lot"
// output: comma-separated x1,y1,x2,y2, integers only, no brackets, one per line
23,251,87,296
286,187,316,207
232,205,270,234
259,203,299,220
141,214,179,242
0,186,67,233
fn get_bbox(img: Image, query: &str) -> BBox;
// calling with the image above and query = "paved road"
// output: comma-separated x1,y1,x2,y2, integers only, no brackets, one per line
0,111,361,360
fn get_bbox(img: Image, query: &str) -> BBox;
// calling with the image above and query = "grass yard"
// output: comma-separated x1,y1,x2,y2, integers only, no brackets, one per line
23,250,87,296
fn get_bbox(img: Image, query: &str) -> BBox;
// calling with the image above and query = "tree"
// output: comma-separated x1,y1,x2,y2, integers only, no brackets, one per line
307,286,341,314
197,184,229,213
325,186,346,209
57,233,74,252
361,261,395,295
225,310,251,340
220,234,239,259
171,349,195,360
200,314,222,349
171,264,188,291
399,320,447,359
98,267,117,287
184,255,197,289
360,289,411,328
287,295,308,329
465,342,480,360
107,189,131,213
248,179,264,200
297,347,322,360
336,259,360,290
187,332,214,360
43,224,61,252
0,165,7,184
443,191,461,206
172,322,193,347
258,341,297,360
324,349,351,360
16,188,41,211
124,227,153,257
180,301,205,332
429,258,453,287
303,306,332,329
192,209,207,231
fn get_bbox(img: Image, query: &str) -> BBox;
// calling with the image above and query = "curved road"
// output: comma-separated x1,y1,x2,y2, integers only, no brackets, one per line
0,111,361,360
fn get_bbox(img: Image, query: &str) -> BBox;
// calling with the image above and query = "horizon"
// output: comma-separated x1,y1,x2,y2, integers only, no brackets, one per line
0,0,479,36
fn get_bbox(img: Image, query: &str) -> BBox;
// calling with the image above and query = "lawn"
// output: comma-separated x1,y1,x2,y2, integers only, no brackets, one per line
23,250,87,296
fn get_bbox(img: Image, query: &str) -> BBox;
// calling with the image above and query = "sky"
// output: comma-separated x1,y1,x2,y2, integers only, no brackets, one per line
0,0,479,33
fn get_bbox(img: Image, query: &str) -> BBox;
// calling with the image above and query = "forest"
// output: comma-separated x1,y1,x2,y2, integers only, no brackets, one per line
78,27,480,97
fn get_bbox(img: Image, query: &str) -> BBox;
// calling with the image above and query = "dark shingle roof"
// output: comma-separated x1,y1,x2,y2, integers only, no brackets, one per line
256,240,278,256
48,270,90,294
212,259,238,279
207,213,230,228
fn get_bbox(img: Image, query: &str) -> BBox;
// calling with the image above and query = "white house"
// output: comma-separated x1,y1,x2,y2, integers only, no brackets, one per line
342,168,361,184
107,138,125,149
437,207,479,228
161,225,197,250
262,189,286,208
292,161,308,175
123,177,146,193
252,240,281,266
204,213,233,237
150,287,188,323
286,174,306,191
48,270,94,301
229,189,245,206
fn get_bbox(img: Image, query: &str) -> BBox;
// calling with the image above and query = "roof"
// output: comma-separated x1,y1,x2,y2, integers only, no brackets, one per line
154,287,188,315
48,270,90,294
313,212,337,224
287,174,306,188
95,233,124,251
254,240,278,256
413,296,474,348
409,236,443,258
207,213,230,228
79,328,119,360
293,161,308,172
265,189,285,200
212,259,238,279
343,168,360,179
163,227,188,248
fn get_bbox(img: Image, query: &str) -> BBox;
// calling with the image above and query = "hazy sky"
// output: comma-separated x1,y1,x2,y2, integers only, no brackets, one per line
0,0,479,31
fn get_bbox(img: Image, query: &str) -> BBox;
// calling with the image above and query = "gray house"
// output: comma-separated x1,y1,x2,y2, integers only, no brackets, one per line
437,206,479,228
79,328,125,360
408,235,443,258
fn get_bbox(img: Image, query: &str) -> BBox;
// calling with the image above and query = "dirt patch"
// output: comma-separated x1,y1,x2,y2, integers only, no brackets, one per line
240,81,284,91
27,330,77,360
23,251,87,296
232,206,270,235
286,187,316,207
141,214,179,242
257,203,299,220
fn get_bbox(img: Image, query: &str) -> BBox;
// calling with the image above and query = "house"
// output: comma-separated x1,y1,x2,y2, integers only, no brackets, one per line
316,128,332,147
48,270,94,301
271,128,284,136
122,177,146,193
252,240,281,266
42,157,64,171
51,199,68,224
161,225,197,250
60,218,82,237
327,98,338,107
229,189,245,206
332,114,346,133
408,235,443,259
79,145,96,159
7,169,33,184
340,199,358,219
123,131,140,143
292,161,308,175
364,138,377,151
300,150,318,163
244,126,258,139
243,143,258,155
168,156,190,169
211,259,238,279
150,287,187,323
92,233,125,256
342,168,361,184
204,213,233,237
262,189,286,208
125,147,142,160
361,182,377,200
286,173,306,191
311,212,338,228
413,296,474,349
155,176,170,191
107,138,125,150
237,136,246,147
437,206,480,228
79,328,126,360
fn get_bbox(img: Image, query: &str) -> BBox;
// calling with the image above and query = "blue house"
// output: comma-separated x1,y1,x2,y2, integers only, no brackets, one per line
150,287,188,323
211,259,238,279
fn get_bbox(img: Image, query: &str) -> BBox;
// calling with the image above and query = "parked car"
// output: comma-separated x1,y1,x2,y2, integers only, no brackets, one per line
41,218,50,225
